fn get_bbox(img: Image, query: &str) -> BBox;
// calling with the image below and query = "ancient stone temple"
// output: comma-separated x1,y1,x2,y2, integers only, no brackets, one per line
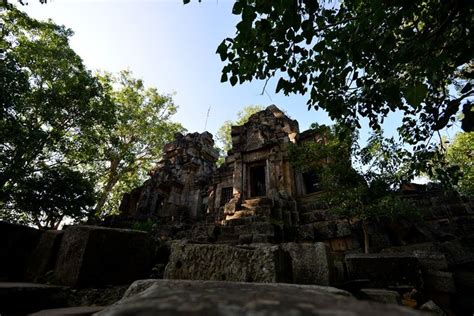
211,105,302,226
118,105,324,228
118,132,218,222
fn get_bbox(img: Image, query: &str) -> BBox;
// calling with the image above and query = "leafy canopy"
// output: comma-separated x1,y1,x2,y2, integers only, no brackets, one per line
92,70,185,216
445,132,474,196
4,167,96,229
215,0,474,145
0,5,113,227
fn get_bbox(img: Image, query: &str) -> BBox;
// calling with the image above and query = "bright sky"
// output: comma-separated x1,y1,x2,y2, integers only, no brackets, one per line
19,0,460,145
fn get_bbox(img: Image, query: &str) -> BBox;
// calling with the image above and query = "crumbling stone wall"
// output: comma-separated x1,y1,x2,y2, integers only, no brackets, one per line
119,132,218,222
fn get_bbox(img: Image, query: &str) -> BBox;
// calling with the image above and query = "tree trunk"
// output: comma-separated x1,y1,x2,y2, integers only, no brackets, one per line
94,160,121,217
362,220,370,254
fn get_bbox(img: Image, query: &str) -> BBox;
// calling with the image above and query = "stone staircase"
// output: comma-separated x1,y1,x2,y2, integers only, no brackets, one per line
298,199,332,225
217,198,276,244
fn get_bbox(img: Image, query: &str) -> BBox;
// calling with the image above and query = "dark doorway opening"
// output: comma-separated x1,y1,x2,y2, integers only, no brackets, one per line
249,164,266,197
220,187,233,206
303,171,321,194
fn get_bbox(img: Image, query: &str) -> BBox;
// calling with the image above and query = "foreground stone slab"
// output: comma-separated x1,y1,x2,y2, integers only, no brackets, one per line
29,306,105,316
0,282,67,314
54,226,153,287
164,242,291,282
345,253,423,289
97,279,424,316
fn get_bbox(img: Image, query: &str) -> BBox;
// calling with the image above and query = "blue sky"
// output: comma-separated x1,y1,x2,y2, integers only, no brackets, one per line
19,0,459,145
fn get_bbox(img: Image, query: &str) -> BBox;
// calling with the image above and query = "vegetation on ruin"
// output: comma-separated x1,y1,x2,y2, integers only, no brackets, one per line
445,132,474,196
216,105,264,161
0,6,183,227
290,123,420,253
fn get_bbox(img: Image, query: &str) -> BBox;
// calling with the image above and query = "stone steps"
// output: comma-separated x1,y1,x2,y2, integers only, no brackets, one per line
241,197,273,208
215,222,277,244
299,209,334,224
0,282,68,314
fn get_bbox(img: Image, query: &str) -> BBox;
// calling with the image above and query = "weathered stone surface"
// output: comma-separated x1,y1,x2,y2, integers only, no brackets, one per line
360,288,402,305
97,279,424,316
419,300,447,316
118,132,218,222
314,220,352,240
345,253,423,289
297,223,314,241
280,242,334,285
29,306,105,316
164,242,291,283
423,270,456,293
413,251,449,272
0,282,68,314
0,221,42,281
120,279,157,300
27,230,64,282
54,225,153,287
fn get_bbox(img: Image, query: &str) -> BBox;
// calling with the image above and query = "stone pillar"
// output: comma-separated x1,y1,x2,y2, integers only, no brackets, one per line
233,154,243,198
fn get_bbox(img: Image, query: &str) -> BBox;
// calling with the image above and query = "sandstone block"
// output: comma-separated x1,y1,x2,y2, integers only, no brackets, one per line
413,251,448,272
297,224,314,241
27,230,64,282
164,242,291,283
423,270,456,293
53,225,153,287
0,282,67,314
280,242,334,285
0,221,42,281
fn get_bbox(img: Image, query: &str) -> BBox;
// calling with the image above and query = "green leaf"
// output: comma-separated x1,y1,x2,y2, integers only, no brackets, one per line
404,83,428,107
220,72,228,82
276,77,286,93
183,0,190,4
232,1,242,15
216,42,228,61
229,75,238,86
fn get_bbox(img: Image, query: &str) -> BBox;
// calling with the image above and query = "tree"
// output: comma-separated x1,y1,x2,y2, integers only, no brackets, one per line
216,105,264,158
92,71,185,216
2,167,96,229
289,124,418,253
0,5,113,226
446,132,474,196
214,0,474,145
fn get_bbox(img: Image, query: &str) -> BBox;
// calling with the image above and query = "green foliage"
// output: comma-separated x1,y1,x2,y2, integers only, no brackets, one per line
290,123,419,225
216,0,474,145
131,219,155,233
0,6,113,226
216,105,264,158
92,70,185,216
6,167,95,229
446,132,474,196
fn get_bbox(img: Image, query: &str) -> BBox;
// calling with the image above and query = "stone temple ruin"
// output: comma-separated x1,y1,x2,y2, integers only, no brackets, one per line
118,105,327,237
2,105,474,315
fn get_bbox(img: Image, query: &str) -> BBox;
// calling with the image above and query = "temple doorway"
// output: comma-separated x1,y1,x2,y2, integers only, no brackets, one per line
249,163,266,197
